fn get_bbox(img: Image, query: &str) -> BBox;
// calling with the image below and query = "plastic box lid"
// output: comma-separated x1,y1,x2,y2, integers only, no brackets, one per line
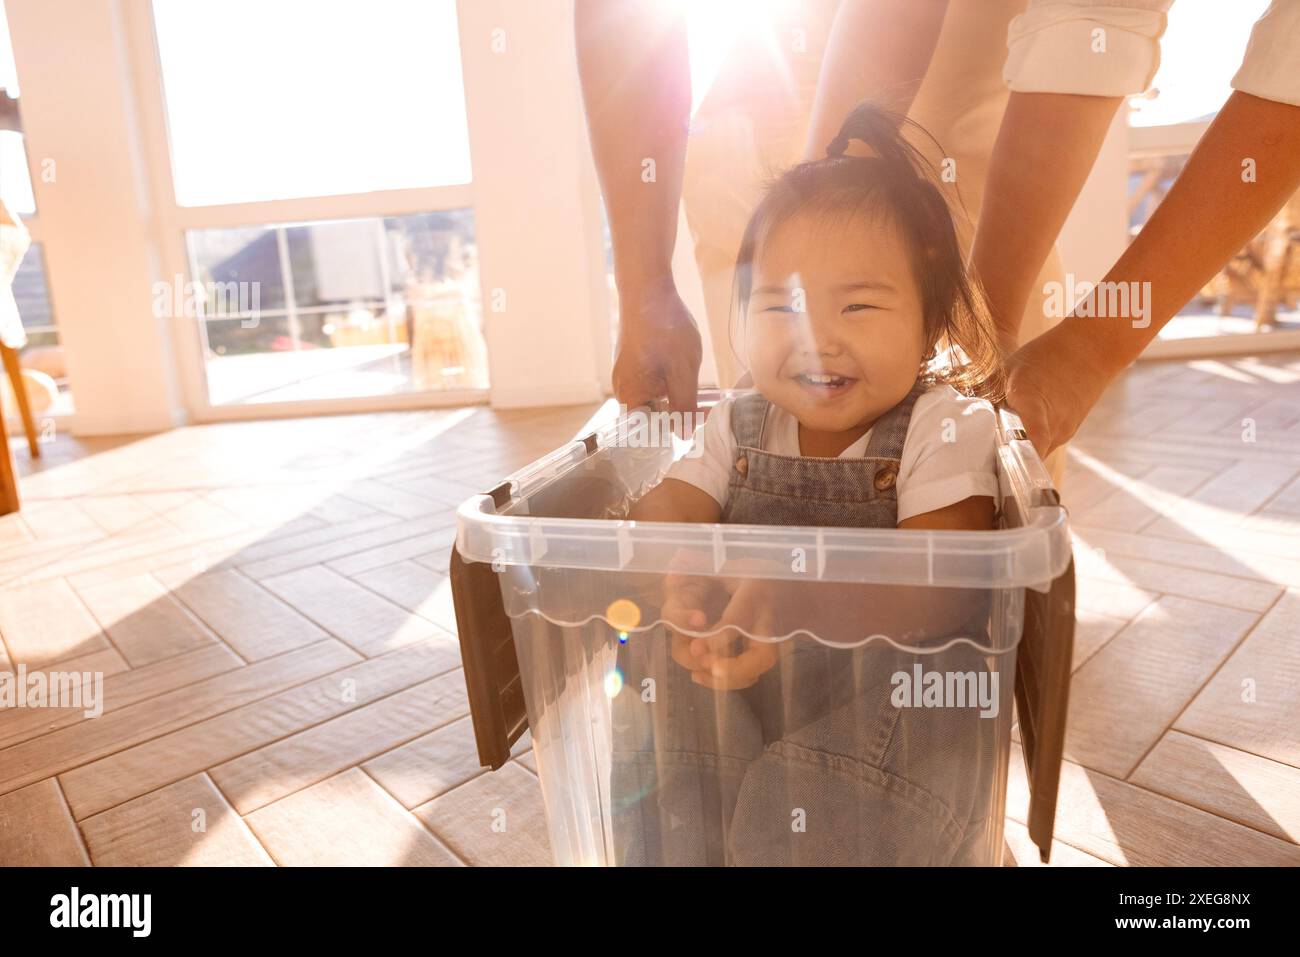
455,393,1072,592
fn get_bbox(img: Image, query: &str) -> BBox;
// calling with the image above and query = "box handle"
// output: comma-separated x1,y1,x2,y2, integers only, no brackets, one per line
1015,557,1075,863
451,433,607,770
995,401,1075,864
450,544,527,770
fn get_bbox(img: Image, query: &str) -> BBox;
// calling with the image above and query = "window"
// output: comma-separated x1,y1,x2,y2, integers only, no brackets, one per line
148,0,488,411
152,0,472,207
188,210,486,405
10,243,72,415
0,0,33,215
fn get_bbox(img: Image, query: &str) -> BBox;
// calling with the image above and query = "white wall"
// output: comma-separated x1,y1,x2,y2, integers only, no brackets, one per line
456,0,608,409
8,0,183,436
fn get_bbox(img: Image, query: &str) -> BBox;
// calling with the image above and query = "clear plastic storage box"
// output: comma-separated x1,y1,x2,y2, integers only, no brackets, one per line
451,392,1075,866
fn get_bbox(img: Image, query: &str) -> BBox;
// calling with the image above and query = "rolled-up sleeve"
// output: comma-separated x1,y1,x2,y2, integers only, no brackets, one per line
1003,1,1173,97
1232,0,1300,107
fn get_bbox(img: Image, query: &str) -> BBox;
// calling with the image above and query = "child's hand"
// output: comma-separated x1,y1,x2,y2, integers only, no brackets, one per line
661,569,779,686
686,576,788,690
661,571,719,672
660,558,802,689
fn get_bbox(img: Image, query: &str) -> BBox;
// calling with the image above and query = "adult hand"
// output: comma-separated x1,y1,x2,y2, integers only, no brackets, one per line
0,92,20,133
612,279,702,414
1004,318,1120,458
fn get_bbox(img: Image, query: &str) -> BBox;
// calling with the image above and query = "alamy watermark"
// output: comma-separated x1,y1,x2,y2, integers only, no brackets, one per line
612,405,706,458
891,664,1000,718
1043,273,1151,328
0,666,103,718
152,273,262,328
50,887,150,937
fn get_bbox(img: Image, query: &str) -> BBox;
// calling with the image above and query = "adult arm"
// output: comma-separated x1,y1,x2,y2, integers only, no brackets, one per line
574,0,701,412
1002,1,1300,454
968,0,1170,348
967,92,1123,352
628,478,722,524
802,0,949,160
1009,90,1300,454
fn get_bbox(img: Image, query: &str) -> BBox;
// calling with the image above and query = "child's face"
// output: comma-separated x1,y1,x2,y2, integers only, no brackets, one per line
744,210,927,439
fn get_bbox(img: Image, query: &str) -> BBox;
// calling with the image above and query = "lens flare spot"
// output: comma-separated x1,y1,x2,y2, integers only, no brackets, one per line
604,669,624,698
606,598,641,632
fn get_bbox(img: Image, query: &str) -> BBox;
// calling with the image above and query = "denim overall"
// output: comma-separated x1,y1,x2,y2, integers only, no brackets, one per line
611,382,996,866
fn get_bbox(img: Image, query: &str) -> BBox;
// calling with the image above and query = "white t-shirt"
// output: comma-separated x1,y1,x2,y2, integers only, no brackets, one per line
665,385,1000,524
1004,0,1300,109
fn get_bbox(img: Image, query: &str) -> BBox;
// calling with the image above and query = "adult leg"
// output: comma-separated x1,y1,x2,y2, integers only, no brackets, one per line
681,2,838,389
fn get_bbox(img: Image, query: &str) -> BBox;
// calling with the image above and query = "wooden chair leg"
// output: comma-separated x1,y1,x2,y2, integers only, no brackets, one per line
0,344,39,459
1256,240,1293,332
0,381,19,515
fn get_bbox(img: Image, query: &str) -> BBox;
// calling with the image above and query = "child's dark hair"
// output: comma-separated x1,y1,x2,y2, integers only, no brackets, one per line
733,102,1005,400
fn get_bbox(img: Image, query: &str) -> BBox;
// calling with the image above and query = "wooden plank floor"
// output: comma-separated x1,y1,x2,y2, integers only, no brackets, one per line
1,352,1298,867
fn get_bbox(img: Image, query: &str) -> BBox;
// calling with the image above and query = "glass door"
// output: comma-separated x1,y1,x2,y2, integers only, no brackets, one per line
145,0,489,412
